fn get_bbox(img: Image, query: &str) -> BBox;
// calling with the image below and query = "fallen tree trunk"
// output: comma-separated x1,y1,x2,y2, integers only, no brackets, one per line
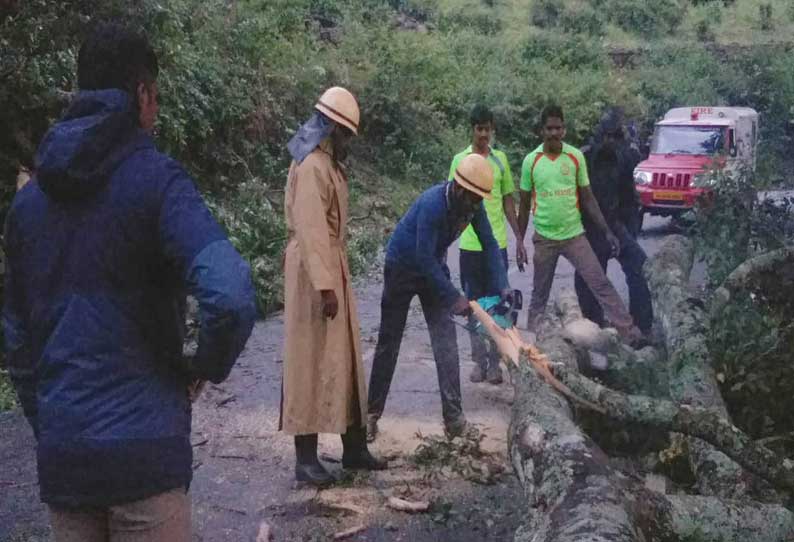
469,290,794,541
644,235,766,500
508,334,640,542
553,360,794,495
548,289,794,495
507,336,794,542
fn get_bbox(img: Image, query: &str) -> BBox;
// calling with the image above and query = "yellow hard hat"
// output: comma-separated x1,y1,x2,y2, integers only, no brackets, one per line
453,154,493,199
315,86,360,135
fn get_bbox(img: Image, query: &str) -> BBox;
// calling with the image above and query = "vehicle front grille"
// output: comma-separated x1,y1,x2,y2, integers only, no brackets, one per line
651,172,692,188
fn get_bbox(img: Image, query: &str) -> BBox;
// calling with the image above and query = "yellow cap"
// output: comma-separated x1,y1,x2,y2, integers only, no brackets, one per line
315,86,360,135
453,154,493,199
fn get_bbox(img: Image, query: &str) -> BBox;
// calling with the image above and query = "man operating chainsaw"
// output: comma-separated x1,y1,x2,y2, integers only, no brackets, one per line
367,154,510,442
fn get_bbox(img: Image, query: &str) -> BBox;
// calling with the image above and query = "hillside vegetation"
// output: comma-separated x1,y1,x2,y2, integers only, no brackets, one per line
1,0,793,316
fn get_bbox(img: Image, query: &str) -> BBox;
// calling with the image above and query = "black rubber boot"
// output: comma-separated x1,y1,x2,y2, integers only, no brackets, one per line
342,426,388,471
294,434,335,487
366,414,379,443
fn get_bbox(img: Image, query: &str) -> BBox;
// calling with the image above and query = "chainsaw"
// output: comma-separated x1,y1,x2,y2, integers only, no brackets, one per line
450,289,522,335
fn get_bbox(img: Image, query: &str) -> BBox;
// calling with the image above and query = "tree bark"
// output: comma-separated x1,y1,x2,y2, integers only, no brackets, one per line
644,235,764,499
509,334,641,542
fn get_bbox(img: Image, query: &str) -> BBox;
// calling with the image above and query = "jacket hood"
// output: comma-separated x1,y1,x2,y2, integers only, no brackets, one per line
35,89,145,201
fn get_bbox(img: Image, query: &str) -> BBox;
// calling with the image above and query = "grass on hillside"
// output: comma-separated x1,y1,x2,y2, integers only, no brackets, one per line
432,0,794,47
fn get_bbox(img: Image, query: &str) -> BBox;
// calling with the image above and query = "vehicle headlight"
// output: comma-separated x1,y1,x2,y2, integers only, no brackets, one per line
634,170,651,185
692,174,716,188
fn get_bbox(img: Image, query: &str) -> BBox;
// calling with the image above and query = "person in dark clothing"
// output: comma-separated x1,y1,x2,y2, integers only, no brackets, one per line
2,23,256,541
575,108,653,335
367,154,509,442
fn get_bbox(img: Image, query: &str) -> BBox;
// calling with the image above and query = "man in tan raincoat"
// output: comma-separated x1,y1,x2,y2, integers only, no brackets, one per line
281,87,386,487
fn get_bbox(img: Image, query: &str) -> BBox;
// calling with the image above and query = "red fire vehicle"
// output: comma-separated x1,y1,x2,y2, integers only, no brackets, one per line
634,106,759,222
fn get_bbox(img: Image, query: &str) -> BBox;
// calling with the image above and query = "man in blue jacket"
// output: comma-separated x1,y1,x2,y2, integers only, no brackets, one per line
2,23,256,541
367,154,509,442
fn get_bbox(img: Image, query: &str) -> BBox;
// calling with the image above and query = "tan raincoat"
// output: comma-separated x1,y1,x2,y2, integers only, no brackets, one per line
280,140,367,435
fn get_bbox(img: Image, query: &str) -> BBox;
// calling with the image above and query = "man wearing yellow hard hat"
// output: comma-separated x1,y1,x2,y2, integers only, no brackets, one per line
367,153,510,441
281,87,386,487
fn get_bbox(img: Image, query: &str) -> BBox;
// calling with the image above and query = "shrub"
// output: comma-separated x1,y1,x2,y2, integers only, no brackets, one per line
206,181,287,314
521,32,608,70
559,4,607,36
530,0,562,28
693,166,756,287
759,3,773,30
604,0,685,36
695,19,715,42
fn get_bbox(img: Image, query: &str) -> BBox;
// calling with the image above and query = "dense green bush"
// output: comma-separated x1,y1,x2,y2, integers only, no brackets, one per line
605,0,686,36
530,0,562,28
206,181,286,314
559,4,607,37
693,166,756,286
521,32,608,70
696,165,794,444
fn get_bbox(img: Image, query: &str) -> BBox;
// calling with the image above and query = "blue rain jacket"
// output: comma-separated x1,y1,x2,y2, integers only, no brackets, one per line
2,90,256,508
385,183,507,305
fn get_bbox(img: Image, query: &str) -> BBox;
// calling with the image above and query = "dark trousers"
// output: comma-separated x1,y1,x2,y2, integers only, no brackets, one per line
459,248,508,371
367,262,462,424
574,222,653,333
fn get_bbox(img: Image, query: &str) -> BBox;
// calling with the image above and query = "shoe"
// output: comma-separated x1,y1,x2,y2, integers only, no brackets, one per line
295,462,335,487
366,414,379,443
294,434,335,487
343,448,388,470
444,416,471,440
469,365,486,383
342,425,388,471
486,364,503,385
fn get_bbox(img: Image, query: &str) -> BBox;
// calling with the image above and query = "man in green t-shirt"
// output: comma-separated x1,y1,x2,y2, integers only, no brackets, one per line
448,105,525,384
517,105,647,348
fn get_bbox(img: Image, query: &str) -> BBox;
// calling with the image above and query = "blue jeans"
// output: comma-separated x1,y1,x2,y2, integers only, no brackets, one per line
459,248,509,371
574,222,653,333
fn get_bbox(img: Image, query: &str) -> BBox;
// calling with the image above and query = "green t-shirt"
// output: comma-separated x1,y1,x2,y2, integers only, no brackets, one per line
448,146,515,251
519,142,590,241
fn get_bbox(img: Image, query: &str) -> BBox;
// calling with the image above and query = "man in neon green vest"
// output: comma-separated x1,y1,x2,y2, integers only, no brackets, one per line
517,104,647,348
448,105,525,384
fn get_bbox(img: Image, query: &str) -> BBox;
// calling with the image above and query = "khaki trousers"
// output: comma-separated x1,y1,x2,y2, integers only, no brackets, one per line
527,232,634,332
49,488,190,542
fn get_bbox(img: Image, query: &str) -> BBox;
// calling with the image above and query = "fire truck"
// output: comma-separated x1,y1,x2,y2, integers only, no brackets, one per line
633,106,759,223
